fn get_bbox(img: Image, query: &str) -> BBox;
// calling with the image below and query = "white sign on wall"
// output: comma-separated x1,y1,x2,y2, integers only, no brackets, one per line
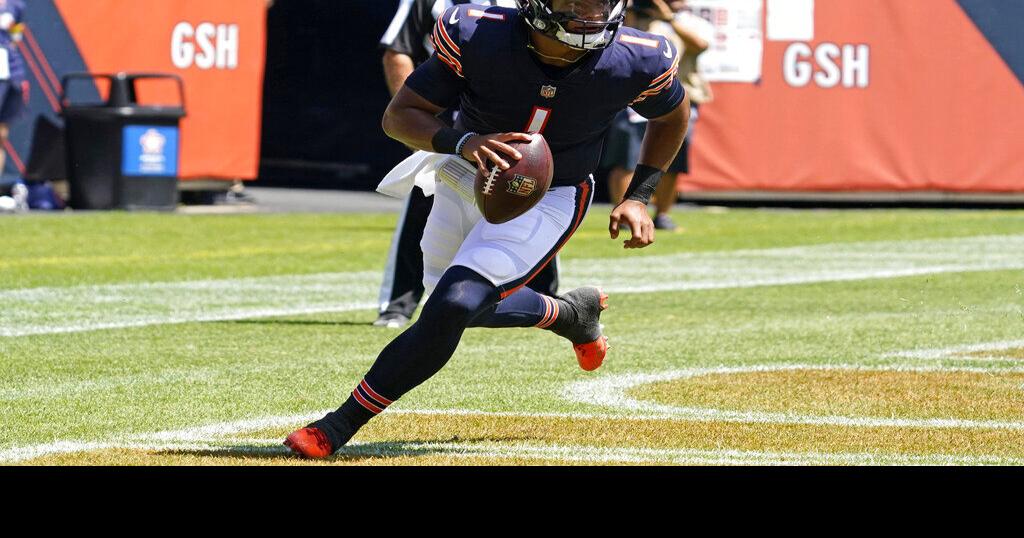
766,0,815,41
686,0,764,83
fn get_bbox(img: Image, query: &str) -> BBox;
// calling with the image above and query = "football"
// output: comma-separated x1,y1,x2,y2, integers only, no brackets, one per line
474,133,553,224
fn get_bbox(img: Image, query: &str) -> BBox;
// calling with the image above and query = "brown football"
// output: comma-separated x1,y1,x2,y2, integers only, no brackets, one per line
474,133,553,224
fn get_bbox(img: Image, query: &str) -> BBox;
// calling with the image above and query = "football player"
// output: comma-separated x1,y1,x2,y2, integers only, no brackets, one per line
0,0,27,178
375,0,561,330
285,0,690,458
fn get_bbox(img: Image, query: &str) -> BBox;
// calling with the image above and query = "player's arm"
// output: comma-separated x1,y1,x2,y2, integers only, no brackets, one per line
382,83,451,152
610,44,690,249
382,49,529,177
639,92,690,172
380,0,426,97
609,94,690,249
381,51,418,151
382,50,416,97
648,0,709,53
382,85,530,175
382,4,530,174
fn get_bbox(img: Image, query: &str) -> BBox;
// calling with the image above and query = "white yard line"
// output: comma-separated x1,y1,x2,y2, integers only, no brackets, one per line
128,437,1024,466
0,410,329,463
563,364,1024,430
356,441,1023,466
3,234,1023,338
887,339,1024,360
560,233,1024,293
0,271,381,338
6,431,1021,467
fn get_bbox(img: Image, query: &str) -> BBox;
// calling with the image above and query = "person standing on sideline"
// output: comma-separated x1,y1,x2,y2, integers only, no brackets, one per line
603,0,711,231
0,0,28,179
375,0,559,329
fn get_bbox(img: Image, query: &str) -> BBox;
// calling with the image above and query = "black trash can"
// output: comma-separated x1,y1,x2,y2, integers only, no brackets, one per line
61,72,186,211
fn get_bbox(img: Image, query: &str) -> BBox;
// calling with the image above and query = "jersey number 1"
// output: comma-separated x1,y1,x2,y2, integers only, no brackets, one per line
524,106,552,134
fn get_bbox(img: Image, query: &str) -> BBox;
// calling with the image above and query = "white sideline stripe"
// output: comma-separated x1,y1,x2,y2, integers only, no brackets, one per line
0,271,381,337
888,339,1024,360
3,407,677,462
560,233,1024,294
345,441,1023,466
227,438,1022,466
2,234,1023,338
0,411,330,463
0,304,377,338
6,437,1020,467
562,364,1024,431
0,408,607,463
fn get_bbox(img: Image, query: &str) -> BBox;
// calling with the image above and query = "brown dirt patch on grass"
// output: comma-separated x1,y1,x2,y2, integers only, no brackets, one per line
634,369,1024,421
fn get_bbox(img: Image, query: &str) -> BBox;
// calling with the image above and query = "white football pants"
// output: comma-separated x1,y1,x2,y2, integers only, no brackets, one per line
421,163,593,298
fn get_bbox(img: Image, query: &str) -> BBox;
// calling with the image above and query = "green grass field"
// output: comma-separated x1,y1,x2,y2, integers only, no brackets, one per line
2,207,1024,465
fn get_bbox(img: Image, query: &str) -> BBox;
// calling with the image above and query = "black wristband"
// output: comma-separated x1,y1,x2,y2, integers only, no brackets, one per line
431,127,468,155
623,164,664,205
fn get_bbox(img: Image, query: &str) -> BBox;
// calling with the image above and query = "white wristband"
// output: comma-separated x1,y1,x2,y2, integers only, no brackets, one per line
454,132,477,159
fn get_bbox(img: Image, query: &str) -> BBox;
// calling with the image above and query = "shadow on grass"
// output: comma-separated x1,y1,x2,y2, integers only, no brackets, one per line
224,319,374,328
154,436,529,463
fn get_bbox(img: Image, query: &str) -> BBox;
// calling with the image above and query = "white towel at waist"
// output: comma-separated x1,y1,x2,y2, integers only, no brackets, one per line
376,150,446,198
377,151,478,203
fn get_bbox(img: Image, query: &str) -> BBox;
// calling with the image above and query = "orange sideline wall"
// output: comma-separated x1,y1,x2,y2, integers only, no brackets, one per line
55,0,267,180
685,0,1024,193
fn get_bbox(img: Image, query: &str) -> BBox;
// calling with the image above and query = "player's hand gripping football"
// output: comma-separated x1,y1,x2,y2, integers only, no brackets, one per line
609,200,655,249
461,132,534,176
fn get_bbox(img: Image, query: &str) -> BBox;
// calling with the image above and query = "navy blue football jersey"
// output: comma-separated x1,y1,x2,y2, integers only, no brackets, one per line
404,4,685,187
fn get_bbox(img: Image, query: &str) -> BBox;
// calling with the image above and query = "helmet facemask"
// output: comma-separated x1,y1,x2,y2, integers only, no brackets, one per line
518,0,628,51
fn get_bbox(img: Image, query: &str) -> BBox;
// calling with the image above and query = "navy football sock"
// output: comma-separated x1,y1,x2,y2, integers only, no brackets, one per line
467,286,556,328
312,265,499,450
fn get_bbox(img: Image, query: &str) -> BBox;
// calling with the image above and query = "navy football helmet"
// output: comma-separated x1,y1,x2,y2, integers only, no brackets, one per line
517,0,628,50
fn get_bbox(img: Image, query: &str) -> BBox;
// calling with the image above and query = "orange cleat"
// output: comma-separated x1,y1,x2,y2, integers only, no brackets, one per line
283,426,334,459
551,287,610,371
574,335,609,371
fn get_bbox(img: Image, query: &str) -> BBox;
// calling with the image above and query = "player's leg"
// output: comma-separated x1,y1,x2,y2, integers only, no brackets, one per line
286,179,481,456
285,180,601,457
602,110,645,205
375,185,433,328
458,178,609,370
0,80,27,180
607,167,632,205
0,122,8,176
293,264,501,454
654,103,698,231
653,170,679,230
467,282,608,370
0,80,16,175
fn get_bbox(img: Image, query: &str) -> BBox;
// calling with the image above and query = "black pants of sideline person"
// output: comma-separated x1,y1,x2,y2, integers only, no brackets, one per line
377,185,561,321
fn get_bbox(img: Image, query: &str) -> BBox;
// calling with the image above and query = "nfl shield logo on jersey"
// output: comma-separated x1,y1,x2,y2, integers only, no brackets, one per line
540,85,557,99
